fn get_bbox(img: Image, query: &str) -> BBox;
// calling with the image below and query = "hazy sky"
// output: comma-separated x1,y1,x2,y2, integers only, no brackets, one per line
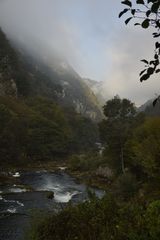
0,0,159,105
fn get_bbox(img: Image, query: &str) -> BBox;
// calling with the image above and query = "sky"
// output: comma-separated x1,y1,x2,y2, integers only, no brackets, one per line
0,0,159,105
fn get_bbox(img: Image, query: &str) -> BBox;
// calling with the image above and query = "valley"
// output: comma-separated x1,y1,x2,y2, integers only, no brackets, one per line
0,19,160,240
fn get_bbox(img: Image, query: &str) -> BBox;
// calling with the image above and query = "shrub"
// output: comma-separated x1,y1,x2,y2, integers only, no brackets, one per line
113,173,138,200
68,153,102,172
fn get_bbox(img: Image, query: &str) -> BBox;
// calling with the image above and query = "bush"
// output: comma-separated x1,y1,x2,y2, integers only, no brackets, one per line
68,153,103,172
27,195,160,240
27,195,119,240
145,200,160,240
113,173,138,200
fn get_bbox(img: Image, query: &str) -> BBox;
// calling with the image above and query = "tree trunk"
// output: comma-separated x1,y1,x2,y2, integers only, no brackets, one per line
121,146,125,174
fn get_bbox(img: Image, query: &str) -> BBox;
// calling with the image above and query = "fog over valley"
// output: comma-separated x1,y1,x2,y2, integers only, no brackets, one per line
1,2,160,240
0,0,159,105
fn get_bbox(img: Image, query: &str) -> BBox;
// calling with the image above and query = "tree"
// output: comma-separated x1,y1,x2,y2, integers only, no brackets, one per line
119,0,160,101
128,117,160,179
99,96,137,173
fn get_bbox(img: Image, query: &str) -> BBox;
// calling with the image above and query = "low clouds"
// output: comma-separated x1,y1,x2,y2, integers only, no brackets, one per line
0,0,159,105
102,27,159,105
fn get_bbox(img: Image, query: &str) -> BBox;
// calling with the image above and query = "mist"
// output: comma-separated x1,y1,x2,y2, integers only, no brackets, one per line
0,0,159,105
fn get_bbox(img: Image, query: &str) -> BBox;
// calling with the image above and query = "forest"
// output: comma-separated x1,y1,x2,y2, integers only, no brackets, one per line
28,96,160,240
0,0,160,239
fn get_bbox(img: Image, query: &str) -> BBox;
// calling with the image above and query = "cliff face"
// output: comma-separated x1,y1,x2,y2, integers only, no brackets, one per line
0,29,18,97
0,76,17,97
16,51,103,121
0,29,101,164
83,78,107,106
0,29,103,121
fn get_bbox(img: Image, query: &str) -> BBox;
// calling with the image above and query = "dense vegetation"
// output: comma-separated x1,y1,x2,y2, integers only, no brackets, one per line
29,96,160,240
28,195,160,240
0,28,100,167
24,0,160,236
1,26,160,240
0,96,99,166
0,28,62,98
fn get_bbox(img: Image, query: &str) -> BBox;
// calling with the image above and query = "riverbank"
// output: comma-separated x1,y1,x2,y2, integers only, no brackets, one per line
66,169,110,191
0,159,110,191
0,169,105,240
0,161,66,185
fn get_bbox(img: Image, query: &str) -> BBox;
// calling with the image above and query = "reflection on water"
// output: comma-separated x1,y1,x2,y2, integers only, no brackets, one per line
0,170,105,240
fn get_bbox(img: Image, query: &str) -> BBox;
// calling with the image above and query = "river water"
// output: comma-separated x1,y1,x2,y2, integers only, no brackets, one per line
0,170,104,240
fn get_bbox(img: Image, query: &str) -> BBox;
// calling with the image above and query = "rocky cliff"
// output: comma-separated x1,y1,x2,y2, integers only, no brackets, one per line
0,29,102,121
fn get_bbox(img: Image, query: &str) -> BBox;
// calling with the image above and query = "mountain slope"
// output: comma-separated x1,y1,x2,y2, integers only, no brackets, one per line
0,28,62,100
0,28,102,121
138,98,160,116
83,78,106,106
0,28,18,97
0,29,100,164
22,53,103,121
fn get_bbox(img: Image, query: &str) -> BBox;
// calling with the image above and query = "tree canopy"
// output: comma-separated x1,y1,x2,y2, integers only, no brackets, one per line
127,117,160,179
99,96,139,173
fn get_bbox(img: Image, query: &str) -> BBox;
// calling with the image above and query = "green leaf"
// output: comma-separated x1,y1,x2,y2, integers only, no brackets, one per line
153,33,160,38
139,69,146,76
151,2,160,13
134,23,141,26
131,9,136,15
141,59,149,64
125,17,132,25
154,54,158,59
119,8,129,18
136,0,144,4
121,0,132,7
155,42,159,49
140,73,150,82
156,20,160,28
148,0,157,2
146,10,151,17
150,60,155,65
147,67,154,75
141,19,150,28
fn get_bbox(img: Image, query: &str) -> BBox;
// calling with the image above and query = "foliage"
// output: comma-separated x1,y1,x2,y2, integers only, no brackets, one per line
127,117,160,179
0,28,100,166
0,96,98,166
0,97,67,163
68,153,102,172
99,96,143,173
64,108,99,153
119,0,160,85
113,173,139,200
27,195,119,240
103,96,136,118
27,194,160,240
145,200,160,239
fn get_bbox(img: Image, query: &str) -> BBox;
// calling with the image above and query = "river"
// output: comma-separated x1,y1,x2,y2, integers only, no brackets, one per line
0,170,104,240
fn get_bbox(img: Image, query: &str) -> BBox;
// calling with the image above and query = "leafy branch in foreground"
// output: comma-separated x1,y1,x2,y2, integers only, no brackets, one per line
119,0,160,90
